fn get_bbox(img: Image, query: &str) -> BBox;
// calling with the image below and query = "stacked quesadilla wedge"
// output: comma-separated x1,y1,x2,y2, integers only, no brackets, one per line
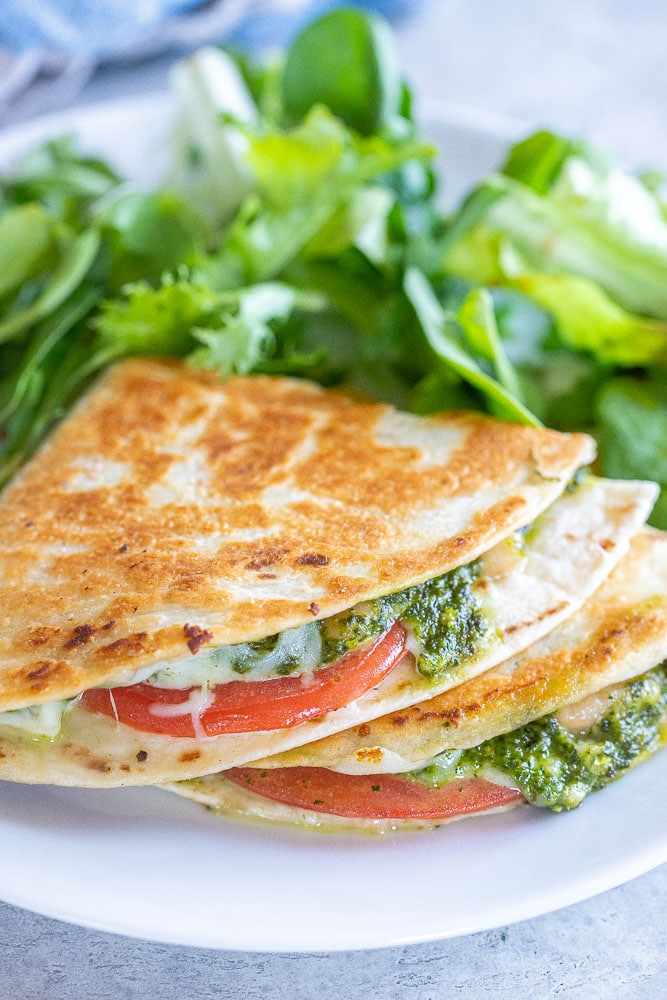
0,359,657,794
170,529,667,831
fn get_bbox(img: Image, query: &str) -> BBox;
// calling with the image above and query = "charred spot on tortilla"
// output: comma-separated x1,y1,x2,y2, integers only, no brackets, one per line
87,758,112,774
503,601,569,636
26,662,57,682
27,626,61,648
22,660,70,694
183,624,214,654
98,632,150,659
63,624,96,650
246,547,290,571
297,554,329,566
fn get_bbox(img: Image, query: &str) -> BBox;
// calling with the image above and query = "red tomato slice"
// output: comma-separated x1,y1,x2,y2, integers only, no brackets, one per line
82,621,407,737
224,766,524,820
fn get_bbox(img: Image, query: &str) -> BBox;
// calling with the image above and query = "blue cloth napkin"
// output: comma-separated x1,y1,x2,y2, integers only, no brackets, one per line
2,0,207,57
0,0,419,121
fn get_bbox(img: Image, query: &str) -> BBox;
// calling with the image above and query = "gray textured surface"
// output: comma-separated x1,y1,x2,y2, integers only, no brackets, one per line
2,1,667,995
2,865,667,998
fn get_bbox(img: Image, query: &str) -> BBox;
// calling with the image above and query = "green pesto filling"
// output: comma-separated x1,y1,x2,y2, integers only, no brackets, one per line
245,558,489,681
411,663,667,811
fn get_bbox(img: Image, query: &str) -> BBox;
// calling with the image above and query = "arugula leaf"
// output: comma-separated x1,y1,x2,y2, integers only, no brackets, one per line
0,227,100,344
0,285,100,427
456,288,525,400
0,288,103,488
0,205,56,300
0,135,120,226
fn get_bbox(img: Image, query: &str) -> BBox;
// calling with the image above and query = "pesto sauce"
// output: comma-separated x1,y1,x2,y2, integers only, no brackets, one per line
240,560,489,681
412,664,667,811
234,632,308,676
318,559,488,679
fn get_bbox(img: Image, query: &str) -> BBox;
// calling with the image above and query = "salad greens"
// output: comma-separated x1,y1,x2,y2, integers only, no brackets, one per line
0,7,665,525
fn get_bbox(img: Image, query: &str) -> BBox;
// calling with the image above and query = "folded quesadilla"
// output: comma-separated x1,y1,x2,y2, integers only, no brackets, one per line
0,359,653,786
170,529,667,832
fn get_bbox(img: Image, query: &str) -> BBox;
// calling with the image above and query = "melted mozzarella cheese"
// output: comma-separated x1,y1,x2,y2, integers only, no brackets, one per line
0,699,74,738
149,687,217,740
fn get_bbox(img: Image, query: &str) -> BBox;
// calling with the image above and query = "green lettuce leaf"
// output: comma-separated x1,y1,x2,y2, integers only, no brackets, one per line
595,376,667,529
510,271,667,367
205,106,433,285
404,268,540,426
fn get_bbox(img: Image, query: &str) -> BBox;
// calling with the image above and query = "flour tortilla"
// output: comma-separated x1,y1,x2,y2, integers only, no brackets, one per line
247,528,667,773
169,529,667,833
0,477,654,786
0,359,595,712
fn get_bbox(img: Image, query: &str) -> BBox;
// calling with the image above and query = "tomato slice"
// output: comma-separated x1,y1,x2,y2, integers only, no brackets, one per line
224,766,524,820
82,621,407,737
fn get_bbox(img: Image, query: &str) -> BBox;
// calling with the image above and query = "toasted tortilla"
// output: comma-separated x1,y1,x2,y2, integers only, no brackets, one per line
169,529,667,832
0,359,595,712
0,477,654,786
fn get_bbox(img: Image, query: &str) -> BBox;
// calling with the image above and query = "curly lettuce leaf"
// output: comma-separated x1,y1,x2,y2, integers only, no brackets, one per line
188,283,325,376
93,274,221,358
94,274,324,377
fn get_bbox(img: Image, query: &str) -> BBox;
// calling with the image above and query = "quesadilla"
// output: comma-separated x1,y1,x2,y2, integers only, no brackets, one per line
0,359,653,786
169,529,667,832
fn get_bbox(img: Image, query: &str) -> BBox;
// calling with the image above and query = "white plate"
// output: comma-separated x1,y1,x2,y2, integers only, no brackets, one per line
1,94,666,953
